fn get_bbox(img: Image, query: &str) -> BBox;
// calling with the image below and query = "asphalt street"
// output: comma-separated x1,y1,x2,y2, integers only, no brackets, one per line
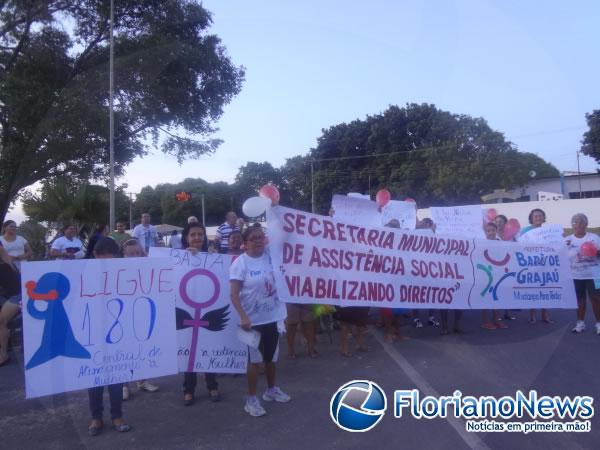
1,309,598,450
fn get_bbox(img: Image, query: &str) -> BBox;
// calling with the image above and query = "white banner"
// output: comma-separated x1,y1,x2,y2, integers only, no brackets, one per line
267,206,577,310
21,258,178,399
431,205,485,239
149,248,247,373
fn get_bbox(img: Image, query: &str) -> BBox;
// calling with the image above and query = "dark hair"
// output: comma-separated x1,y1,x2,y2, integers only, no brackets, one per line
94,237,121,257
95,224,107,234
2,220,16,233
181,222,208,251
229,230,242,240
528,208,546,225
418,218,434,229
495,214,507,224
485,222,498,230
242,223,263,242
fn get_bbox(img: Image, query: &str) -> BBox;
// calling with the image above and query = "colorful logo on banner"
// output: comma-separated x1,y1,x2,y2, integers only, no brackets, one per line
476,250,516,302
25,273,91,369
330,380,387,432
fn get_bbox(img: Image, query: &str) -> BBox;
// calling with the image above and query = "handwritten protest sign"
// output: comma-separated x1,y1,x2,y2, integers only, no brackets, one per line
331,195,416,229
331,194,381,228
430,205,485,239
518,224,565,247
267,206,576,310
149,248,247,373
381,200,417,230
21,258,178,399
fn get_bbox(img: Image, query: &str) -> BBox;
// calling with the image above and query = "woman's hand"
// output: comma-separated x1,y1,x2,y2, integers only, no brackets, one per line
240,314,251,331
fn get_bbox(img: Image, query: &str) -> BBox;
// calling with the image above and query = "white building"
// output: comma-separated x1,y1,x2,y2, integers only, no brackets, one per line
499,172,600,202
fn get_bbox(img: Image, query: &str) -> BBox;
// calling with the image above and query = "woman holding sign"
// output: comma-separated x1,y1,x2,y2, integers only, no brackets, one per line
88,237,131,435
230,224,290,417
180,222,222,405
518,209,552,324
565,213,600,334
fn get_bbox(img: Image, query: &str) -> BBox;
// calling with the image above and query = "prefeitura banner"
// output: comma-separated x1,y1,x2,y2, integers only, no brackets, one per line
267,206,577,310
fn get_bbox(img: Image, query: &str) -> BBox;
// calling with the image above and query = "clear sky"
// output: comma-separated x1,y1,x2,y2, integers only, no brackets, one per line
7,0,600,222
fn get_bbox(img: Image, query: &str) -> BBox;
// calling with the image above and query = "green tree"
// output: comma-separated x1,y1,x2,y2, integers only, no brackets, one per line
17,220,47,260
581,110,600,163
132,178,235,227
308,104,558,212
21,178,129,231
0,0,244,222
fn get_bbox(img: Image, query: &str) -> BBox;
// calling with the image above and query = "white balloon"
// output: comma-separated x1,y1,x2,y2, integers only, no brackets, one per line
242,196,270,217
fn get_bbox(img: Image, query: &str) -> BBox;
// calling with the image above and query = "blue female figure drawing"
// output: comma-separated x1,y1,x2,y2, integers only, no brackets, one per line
25,272,90,370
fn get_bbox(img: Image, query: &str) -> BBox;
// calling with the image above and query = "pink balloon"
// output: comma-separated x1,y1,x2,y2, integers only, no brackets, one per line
376,189,391,207
259,184,280,205
486,208,498,222
404,197,416,203
503,218,521,240
580,241,598,258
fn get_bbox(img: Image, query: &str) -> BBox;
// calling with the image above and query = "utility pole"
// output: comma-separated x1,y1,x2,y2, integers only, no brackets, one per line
128,192,134,230
311,160,315,213
577,151,583,198
201,193,206,227
108,0,116,231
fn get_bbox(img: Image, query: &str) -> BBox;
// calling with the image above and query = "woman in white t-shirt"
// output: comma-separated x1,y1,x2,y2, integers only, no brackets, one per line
1,220,32,270
518,208,552,324
50,224,84,259
230,224,290,417
565,213,600,334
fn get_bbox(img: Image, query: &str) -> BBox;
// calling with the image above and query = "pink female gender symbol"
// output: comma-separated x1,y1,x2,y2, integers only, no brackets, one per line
179,269,221,372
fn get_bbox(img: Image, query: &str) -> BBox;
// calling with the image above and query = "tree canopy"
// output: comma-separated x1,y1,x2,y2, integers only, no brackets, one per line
304,104,559,213
0,0,244,221
21,178,130,231
581,110,600,163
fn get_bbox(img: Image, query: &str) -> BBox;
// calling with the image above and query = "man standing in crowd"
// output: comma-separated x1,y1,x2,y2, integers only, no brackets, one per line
109,221,130,247
132,213,158,255
215,211,240,254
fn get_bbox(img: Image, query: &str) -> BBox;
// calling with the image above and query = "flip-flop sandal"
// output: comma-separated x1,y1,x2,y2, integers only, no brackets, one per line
88,421,103,436
112,422,131,433
209,391,222,403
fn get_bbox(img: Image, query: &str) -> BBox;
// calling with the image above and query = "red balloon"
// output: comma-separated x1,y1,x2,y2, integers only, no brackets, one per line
580,241,598,258
259,184,280,205
376,189,391,207
503,218,521,241
486,208,498,222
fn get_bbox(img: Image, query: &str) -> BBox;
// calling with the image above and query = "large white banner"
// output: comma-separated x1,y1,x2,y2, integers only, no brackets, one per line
21,258,178,399
267,206,577,310
149,248,247,373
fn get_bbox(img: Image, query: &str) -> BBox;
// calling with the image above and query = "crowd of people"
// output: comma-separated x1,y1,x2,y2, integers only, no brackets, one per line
1,206,600,435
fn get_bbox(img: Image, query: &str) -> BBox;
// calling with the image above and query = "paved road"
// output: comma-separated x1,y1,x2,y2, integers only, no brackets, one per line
1,309,598,449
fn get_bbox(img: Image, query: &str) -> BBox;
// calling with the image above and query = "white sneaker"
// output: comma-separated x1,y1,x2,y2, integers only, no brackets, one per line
137,380,159,392
595,323,600,335
572,321,585,333
122,385,131,401
244,396,266,417
262,386,291,403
